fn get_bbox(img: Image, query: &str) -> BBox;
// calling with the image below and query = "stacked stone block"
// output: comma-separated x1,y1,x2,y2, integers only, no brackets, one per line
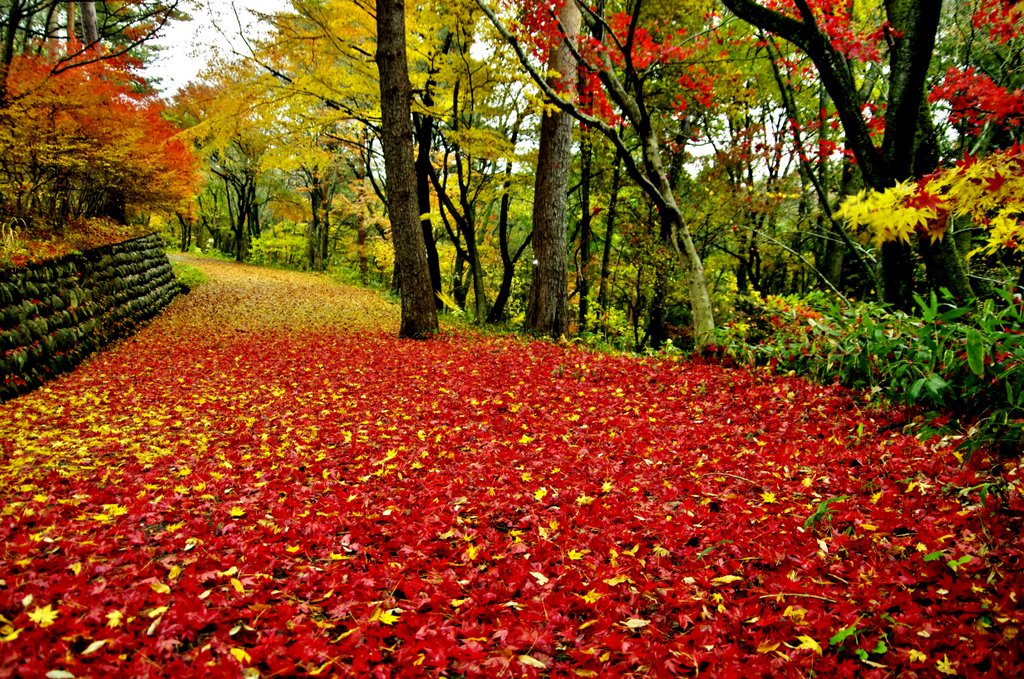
0,233,179,401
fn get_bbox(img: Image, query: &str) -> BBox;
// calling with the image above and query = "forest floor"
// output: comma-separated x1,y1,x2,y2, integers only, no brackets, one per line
1,256,1022,677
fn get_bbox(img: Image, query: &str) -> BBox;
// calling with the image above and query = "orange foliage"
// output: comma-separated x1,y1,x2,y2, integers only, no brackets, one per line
0,54,198,231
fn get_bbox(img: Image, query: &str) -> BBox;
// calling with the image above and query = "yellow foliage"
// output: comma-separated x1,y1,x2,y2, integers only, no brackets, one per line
837,148,1024,254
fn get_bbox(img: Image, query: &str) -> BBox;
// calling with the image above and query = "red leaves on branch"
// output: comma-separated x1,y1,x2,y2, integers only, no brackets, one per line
930,67,1024,135
1,260,1022,677
971,0,1024,45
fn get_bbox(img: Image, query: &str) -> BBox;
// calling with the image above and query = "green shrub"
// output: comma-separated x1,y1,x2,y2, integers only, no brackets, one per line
717,289,1024,456
171,262,208,291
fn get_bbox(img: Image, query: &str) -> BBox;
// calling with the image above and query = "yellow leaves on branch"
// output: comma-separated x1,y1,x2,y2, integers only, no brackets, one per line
837,148,1024,254
838,180,941,247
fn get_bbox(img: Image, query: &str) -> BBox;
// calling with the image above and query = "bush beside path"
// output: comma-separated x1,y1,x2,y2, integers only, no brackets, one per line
1,258,1021,677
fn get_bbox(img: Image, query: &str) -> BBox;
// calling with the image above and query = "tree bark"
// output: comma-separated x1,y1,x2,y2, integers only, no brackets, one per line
487,129,523,323
375,0,438,339
577,134,594,332
80,1,99,45
597,154,621,314
525,0,580,338
414,112,443,307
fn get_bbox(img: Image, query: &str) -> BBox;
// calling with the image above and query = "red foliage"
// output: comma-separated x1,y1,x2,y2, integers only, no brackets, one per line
971,0,1024,45
758,0,887,63
929,67,1024,135
0,261,1022,677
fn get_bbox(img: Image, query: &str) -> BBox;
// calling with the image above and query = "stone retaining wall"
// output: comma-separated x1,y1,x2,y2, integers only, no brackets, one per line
0,233,178,401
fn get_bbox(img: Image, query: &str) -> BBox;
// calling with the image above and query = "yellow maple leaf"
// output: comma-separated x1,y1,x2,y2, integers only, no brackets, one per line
795,635,823,655
908,649,927,663
285,545,301,553
711,575,743,585
106,610,123,628
567,548,590,561
936,655,957,675
576,494,595,506
372,607,401,625
534,487,548,501
782,605,807,624
1,626,22,642
229,506,246,518
577,589,602,604
761,492,778,504
230,647,251,663
27,604,58,628
150,582,171,594
230,578,245,594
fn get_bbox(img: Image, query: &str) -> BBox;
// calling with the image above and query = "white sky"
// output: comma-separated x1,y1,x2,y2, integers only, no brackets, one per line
144,0,290,95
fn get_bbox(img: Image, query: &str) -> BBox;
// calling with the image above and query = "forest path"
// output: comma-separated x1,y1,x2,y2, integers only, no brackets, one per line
0,256,1019,677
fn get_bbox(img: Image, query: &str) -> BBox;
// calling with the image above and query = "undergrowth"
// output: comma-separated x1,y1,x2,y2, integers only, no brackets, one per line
717,289,1024,456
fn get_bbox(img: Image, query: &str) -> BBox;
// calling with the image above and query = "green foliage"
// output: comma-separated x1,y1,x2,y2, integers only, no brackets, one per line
718,290,1024,455
249,225,307,269
170,262,208,290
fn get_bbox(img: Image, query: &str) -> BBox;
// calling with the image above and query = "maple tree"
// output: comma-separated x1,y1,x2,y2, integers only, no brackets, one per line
2,257,1023,676
0,1,182,103
0,53,197,231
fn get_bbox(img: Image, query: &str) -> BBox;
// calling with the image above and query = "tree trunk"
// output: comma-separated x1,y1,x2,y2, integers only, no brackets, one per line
356,210,369,284
578,134,594,332
525,0,580,338
375,0,438,339
307,174,324,270
487,149,519,323
66,1,75,43
414,112,443,307
0,0,24,104
597,155,621,314
80,1,98,45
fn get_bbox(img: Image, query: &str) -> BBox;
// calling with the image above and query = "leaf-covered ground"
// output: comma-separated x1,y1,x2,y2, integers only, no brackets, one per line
1,258,1022,678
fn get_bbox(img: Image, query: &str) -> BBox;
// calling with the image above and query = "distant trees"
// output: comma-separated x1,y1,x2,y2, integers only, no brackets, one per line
160,0,1024,347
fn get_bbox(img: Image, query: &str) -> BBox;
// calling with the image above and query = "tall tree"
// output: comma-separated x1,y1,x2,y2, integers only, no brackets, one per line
524,0,580,338
376,0,439,338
